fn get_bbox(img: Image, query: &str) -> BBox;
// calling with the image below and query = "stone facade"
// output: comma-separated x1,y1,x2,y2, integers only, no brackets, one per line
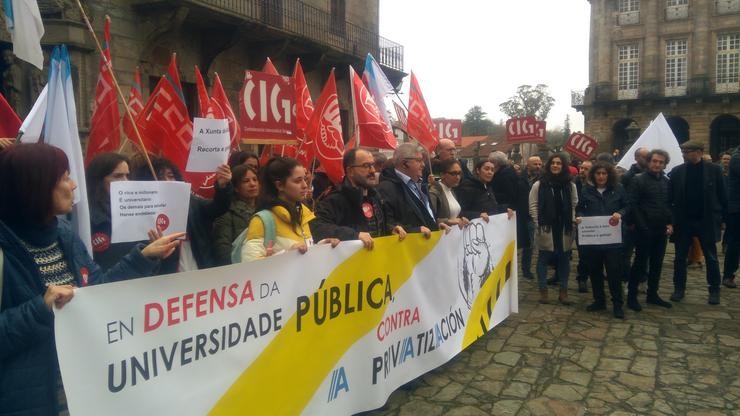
0,0,404,144
574,0,740,159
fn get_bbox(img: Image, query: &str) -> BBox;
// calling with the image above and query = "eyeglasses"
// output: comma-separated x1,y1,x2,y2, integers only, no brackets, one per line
403,157,423,163
350,163,375,170
445,171,463,176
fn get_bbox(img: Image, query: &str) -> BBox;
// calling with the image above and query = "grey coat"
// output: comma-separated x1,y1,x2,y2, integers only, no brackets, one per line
528,180,578,252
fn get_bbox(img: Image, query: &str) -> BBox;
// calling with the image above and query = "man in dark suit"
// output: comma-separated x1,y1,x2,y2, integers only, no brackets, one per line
723,145,740,288
668,140,728,305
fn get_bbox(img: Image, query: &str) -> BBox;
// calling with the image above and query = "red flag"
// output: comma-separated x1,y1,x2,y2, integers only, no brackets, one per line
137,54,192,169
406,72,437,151
350,66,397,150
194,66,225,119
212,73,241,150
263,57,279,75
293,59,315,167
85,16,121,164
306,70,344,184
0,92,21,138
121,66,144,146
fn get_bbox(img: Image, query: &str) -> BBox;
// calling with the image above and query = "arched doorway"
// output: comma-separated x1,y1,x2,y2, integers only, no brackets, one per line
666,116,690,144
710,115,740,160
612,119,640,154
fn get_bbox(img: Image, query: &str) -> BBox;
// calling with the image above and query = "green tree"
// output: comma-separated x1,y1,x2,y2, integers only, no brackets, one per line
462,105,495,136
499,84,555,120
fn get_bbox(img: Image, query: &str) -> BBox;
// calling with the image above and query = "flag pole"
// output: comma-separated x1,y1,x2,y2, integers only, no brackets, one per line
73,2,157,179
392,91,434,170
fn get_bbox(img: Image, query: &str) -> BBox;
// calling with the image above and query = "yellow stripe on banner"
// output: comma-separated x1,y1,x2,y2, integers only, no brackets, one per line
209,233,441,415
461,241,515,349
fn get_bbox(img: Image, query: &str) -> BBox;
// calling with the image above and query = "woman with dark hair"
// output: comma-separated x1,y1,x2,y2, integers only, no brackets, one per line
456,159,513,222
429,158,467,226
131,156,233,273
0,143,181,415
86,152,139,271
529,153,578,305
576,161,629,318
241,157,337,262
213,164,259,265
228,150,259,170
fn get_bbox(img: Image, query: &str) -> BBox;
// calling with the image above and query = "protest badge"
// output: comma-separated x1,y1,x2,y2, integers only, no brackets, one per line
55,215,518,416
110,181,191,243
186,118,231,172
578,216,622,245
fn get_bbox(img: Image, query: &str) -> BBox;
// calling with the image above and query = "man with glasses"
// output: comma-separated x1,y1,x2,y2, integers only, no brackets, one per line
627,149,674,311
668,140,728,304
310,148,406,249
378,143,443,237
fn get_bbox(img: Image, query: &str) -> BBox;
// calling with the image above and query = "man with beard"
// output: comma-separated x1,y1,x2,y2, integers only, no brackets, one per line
621,147,650,283
310,148,406,249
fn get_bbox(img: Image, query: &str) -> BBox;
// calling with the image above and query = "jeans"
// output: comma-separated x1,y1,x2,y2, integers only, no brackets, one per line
537,250,571,290
724,213,739,280
673,220,722,293
583,246,623,306
629,227,667,298
521,221,535,276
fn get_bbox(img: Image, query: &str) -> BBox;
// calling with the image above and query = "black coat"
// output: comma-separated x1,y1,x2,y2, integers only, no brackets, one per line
376,168,439,233
456,175,505,220
577,184,630,248
668,160,728,242
0,219,157,416
728,146,740,214
490,165,518,208
621,164,644,225
310,180,390,241
628,171,672,231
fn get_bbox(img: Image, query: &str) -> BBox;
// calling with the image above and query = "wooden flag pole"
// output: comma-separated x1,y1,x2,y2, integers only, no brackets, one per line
74,2,157,179
392,92,434,170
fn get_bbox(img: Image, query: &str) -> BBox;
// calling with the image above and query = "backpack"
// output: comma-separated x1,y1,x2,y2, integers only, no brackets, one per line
230,210,276,263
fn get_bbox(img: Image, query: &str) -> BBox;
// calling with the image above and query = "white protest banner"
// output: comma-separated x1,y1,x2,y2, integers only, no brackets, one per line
110,181,191,243
55,215,518,416
578,216,622,245
617,113,683,173
186,118,231,172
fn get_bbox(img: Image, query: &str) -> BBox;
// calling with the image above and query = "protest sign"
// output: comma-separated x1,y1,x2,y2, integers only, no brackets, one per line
578,216,622,245
239,70,296,145
110,181,191,243
565,132,598,161
506,116,546,144
433,118,462,145
186,118,230,172
55,215,518,416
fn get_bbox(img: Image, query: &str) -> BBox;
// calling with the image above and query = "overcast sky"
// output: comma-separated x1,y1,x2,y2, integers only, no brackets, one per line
379,1,591,132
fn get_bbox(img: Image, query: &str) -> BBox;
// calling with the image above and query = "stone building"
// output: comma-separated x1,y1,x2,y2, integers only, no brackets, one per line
0,0,404,143
573,0,740,159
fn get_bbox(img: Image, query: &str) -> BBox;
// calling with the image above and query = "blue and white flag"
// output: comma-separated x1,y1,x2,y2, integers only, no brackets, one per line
3,0,45,69
44,45,91,254
363,53,394,129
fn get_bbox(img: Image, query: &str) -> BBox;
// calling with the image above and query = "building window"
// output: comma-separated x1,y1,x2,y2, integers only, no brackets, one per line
666,39,688,96
716,0,740,14
618,0,640,24
618,44,640,99
717,33,740,93
666,0,689,19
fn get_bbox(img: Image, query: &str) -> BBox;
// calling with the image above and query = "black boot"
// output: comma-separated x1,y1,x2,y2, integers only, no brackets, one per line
646,294,672,308
670,288,685,302
586,302,606,312
627,294,642,312
613,304,625,319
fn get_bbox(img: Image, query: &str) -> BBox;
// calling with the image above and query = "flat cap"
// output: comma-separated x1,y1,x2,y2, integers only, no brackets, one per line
680,140,704,151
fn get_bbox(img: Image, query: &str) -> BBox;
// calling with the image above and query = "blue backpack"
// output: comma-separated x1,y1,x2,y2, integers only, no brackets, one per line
230,210,276,263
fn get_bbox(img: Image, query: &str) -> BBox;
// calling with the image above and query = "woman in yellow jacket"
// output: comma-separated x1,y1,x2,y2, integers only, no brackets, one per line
241,157,337,261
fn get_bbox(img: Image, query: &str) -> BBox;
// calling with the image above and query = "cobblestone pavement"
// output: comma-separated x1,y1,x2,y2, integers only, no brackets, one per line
367,247,740,416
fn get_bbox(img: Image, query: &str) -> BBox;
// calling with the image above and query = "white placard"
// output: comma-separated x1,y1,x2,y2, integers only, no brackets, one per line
185,118,230,172
578,216,622,245
110,181,191,243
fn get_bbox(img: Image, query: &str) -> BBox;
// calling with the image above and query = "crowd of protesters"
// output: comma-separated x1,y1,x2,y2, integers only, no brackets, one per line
0,136,738,415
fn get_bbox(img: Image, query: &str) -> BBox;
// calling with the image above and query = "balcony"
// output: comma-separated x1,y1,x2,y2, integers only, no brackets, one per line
137,0,404,72
617,11,640,25
571,90,584,107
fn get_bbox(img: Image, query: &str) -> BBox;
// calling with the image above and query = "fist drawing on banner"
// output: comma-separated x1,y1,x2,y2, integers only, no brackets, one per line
458,222,493,309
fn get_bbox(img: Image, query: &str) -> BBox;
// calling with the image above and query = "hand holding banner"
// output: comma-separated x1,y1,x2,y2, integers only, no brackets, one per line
110,181,191,243
186,118,230,172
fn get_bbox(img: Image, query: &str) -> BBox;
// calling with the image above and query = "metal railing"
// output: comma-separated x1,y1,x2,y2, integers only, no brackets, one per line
183,0,404,71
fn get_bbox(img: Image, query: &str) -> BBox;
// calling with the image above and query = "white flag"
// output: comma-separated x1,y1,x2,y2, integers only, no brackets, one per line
18,84,46,142
617,113,684,173
44,45,91,254
3,0,45,69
